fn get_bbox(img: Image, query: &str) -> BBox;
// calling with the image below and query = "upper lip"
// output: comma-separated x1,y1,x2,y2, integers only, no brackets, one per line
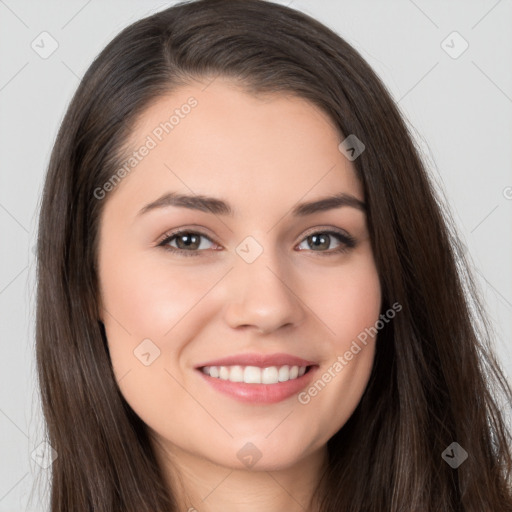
195,352,317,369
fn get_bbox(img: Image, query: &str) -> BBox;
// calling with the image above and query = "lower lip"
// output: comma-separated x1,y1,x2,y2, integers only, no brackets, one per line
196,366,318,404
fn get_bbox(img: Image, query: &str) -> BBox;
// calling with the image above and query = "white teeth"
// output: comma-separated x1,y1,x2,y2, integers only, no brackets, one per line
261,366,279,384
229,365,244,382
201,364,309,383
244,366,261,383
278,365,289,382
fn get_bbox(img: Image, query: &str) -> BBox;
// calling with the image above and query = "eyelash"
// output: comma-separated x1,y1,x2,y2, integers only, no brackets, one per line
157,228,357,257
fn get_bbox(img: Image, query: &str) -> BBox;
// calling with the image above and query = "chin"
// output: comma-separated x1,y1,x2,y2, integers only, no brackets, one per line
203,435,320,472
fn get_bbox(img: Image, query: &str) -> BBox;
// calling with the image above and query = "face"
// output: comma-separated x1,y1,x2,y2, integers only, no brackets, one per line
97,78,381,473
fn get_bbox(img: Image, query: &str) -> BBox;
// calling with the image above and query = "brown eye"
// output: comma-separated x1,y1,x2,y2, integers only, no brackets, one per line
297,230,356,255
306,233,331,251
173,232,201,250
158,230,218,256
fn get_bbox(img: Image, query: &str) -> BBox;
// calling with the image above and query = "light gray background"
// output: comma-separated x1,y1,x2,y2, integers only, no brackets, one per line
1,1,511,510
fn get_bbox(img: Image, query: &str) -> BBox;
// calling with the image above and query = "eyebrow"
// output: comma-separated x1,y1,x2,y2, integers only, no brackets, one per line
137,191,366,217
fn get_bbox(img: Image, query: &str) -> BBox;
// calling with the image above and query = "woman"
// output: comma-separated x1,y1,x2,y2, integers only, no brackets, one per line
35,0,512,510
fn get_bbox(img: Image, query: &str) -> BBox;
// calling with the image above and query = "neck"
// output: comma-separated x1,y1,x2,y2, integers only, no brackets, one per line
153,438,328,512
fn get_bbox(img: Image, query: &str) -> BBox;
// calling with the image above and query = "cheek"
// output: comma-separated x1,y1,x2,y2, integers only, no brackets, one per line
296,255,381,434
97,242,234,419
97,247,213,428
302,252,382,347
98,245,215,344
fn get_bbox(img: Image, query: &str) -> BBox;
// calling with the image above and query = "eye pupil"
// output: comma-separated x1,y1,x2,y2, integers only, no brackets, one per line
309,234,330,251
177,233,200,250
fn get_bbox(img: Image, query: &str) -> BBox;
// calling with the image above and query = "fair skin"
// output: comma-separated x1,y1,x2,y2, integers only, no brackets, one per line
97,78,382,512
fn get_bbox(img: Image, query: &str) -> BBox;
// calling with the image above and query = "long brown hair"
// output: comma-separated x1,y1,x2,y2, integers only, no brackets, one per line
35,0,512,510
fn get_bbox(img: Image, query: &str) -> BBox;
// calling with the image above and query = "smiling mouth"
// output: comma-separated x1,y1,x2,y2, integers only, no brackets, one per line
199,364,315,384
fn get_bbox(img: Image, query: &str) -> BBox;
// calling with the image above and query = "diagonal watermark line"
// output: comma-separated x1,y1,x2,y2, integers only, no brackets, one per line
265,265,337,336
143,2,170,16
471,61,512,104
475,267,512,310
266,164,336,234
470,204,499,233
163,267,234,337
407,0,439,29
0,408,29,439
471,0,503,30
61,0,93,29
265,472,306,509
0,265,28,295
201,469,234,502
398,62,439,103
265,410,294,438
0,202,29,232
201,74,219,92
61,60,81,81
101,306,132,336
117,368,132,383
164,163,233,233
0,0,29,28
0,62,29,92
0,472,29,503
164,367,234,437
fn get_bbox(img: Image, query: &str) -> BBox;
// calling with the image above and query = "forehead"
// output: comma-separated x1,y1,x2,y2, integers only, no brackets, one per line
106,77,363,219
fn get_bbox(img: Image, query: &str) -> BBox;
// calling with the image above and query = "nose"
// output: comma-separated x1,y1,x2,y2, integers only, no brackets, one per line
222,245,306,335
